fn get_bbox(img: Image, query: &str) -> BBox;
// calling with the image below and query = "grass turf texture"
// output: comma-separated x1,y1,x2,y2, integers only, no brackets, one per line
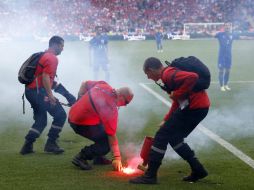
0,39,254,189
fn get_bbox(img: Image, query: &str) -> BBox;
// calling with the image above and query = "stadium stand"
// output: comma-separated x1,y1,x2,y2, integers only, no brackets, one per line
0,0,253,40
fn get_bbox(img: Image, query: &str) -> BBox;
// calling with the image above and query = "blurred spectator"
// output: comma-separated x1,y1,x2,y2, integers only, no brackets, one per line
0,0,254,38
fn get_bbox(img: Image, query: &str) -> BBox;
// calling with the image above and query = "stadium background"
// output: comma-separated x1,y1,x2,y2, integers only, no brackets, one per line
0,0,254,40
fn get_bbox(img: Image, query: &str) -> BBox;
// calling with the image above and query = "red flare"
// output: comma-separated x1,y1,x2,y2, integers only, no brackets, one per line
122,167,135,174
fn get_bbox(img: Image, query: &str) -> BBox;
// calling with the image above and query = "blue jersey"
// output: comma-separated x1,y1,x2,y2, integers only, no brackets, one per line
89,34,108,62
215,32,238,68
155,32,163,43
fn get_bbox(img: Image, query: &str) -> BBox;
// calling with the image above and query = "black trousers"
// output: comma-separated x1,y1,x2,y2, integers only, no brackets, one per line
149,107,209,163
69,122,110,160
25,88,66,143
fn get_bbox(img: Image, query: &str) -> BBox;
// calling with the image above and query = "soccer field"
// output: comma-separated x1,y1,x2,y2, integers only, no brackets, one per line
0,39,254,190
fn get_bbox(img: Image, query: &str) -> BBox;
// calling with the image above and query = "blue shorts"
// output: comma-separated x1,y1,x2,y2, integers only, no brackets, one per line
218,53,231,69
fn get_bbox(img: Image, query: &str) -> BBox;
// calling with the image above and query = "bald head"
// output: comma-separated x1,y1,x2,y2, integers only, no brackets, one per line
115,87,134,106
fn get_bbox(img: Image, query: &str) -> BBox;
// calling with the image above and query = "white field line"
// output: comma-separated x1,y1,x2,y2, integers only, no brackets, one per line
139,82,254,169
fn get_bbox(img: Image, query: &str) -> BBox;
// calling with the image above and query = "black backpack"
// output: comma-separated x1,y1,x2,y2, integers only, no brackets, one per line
18,52,44,85
157,56,211,93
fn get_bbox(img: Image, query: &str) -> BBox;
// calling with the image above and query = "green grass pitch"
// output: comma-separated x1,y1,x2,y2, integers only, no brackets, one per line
0,39,254,190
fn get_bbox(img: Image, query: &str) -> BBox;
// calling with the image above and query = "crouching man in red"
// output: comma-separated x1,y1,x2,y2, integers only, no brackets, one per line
68,81,134,171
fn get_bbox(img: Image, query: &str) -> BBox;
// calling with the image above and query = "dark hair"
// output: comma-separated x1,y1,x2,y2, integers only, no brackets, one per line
143,57,163,71
49,36,64,47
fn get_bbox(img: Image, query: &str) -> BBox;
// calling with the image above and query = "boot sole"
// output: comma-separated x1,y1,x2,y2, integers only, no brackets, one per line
20,151,35,155
72,158,92,170
183,172,208,182
129,177,157,184
129,180,157,184
44,150,64,154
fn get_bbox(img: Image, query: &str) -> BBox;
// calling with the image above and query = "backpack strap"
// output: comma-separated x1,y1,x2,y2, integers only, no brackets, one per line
155,69,178,93
22,89,25,114
168,69,178,89
34,53,45,93
87,85,116,115
155,81,168,92
165,60,171,66
87,90,98,114
94,86,115,97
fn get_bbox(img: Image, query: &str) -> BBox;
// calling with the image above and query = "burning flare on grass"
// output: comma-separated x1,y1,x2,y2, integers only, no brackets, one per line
121,156,142,175
121,137,154,175
122,167,135,174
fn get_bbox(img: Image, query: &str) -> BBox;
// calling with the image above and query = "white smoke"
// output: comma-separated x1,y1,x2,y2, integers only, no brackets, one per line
0,7,253,164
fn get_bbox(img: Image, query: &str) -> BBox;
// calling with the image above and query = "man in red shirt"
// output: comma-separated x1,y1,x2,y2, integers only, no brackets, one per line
20,36,75,155
130,57,210,184
68,81,134,171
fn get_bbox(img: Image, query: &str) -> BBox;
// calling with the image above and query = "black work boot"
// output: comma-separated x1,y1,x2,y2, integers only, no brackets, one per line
183,157,208,182
44,139,64,154
93,156,112,165
20,141,34,155
129,173,157,184
72,153,92,170
129,161,160,184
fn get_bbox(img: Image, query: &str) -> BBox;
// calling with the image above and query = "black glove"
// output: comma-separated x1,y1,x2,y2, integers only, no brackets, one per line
54,83,76,106
65,93,76,106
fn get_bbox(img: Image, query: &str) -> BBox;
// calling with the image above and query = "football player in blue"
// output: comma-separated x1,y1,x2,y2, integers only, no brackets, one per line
210,23,253,91
154,29,163,53
214,23,237,91
89,26,109,82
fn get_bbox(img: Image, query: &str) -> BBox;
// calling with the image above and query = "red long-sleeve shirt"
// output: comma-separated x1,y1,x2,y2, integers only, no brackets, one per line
162,67,210,121
68,81,118,136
